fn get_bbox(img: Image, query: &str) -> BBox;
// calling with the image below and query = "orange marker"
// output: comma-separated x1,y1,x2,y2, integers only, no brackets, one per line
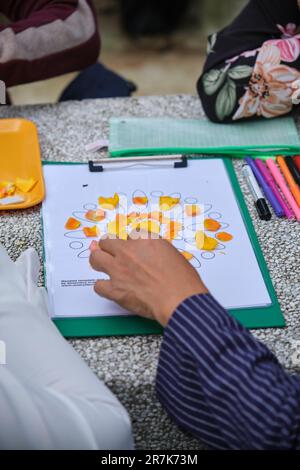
276,156,300,208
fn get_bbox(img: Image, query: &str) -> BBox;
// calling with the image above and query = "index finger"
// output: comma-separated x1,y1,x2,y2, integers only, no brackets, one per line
98,235,127,256
89,248,115,276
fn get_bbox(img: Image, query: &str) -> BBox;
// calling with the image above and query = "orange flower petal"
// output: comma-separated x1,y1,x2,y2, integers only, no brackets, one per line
85,209,106,222
83,226,99,238
185,205,201,217
204,218,221,232
163,221,182,240
133,196,148,205
65,217,81,230
215,232,233,242
0,181,16,198
181,251,194,261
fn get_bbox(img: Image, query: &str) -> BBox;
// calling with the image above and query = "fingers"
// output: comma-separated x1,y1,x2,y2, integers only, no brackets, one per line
98,236,127,256
94,279,114,300
89,248,115,276
128,229,160,240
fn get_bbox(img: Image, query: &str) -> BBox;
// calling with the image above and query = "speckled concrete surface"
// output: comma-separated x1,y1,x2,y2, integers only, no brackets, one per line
0,95,300,450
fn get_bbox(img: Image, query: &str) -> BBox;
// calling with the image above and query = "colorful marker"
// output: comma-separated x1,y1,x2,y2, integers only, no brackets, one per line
294,156,300,173
276,156,300,207
245,157,285,218
285,156,300,187
266,159,300,221
242,163,272,221
254,159,286,218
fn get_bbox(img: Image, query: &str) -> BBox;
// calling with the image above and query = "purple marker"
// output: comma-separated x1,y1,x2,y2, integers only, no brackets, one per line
245,157,284,218
255,159,293,219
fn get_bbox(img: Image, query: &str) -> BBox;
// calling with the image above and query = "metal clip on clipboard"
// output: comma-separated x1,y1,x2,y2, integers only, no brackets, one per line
88,155,188,173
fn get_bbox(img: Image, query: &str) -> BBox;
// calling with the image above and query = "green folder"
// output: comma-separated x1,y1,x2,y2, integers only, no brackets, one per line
109,116,300,157
42,159,284,338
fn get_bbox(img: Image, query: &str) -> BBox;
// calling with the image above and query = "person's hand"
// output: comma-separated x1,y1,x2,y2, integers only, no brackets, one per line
89,234,208,327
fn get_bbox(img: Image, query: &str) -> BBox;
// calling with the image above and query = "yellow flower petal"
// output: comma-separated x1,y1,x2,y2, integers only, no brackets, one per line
159,196,180,211
0,181,16,198
133,219,161,234
148,211,170,223
107,220,128,239
196,230,218,251
98,193,119,210
15,177,36,193
107,215,128,239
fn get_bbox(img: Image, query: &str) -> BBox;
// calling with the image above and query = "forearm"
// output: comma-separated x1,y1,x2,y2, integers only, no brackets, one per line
0,0,100,87
0,367,132,450
156,294,300,449
0,246,133,450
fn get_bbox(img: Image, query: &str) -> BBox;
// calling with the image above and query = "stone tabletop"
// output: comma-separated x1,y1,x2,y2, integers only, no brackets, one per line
0,95,300,450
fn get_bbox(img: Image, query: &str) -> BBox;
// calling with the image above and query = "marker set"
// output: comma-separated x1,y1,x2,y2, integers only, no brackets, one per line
243,156,300,222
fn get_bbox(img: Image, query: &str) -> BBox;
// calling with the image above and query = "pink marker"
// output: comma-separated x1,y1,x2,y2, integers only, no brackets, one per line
255,159,294,219
266,159,300,221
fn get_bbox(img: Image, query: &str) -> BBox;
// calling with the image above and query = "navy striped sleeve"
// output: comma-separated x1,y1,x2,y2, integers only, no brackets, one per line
156,293,300,450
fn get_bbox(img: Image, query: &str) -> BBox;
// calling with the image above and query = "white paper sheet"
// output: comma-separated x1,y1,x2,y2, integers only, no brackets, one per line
42,159,271,318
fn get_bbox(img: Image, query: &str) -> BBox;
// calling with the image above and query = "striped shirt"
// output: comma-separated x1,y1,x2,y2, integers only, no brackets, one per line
156,294,300,449
0,0,100,87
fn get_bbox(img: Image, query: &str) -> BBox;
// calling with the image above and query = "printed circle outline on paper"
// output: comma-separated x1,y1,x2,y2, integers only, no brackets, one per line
203,204,213,213
78,249,90,259
184,197,198,204
208,212,222,220
150,190,164,199
201,252,215,260
83,203,98,211
70,241,84,250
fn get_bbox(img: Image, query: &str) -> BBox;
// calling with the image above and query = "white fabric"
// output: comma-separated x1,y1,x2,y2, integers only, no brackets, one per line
0,245,133,450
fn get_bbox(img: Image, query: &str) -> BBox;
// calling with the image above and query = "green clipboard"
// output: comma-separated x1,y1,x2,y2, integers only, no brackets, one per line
41,158,285,338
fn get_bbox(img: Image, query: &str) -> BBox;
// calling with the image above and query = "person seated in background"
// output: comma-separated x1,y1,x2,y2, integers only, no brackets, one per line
0,0,100,90
90,236,300,450
197,0,300,123
0,0,135,103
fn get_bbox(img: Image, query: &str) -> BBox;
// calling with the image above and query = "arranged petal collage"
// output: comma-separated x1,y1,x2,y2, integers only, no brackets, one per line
64,191,234,266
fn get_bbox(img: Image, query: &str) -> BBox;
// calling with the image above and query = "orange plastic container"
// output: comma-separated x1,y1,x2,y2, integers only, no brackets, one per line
0,118,45,210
